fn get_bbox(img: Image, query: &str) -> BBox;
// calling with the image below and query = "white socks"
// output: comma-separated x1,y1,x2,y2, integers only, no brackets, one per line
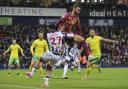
31,66,38,75
63,63,68,77
72,61,81,73
44,77,49,85
78,64,81,73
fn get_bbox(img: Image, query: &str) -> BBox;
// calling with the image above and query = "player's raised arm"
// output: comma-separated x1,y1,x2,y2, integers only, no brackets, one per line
30,40,36,56
101,38,119,44
3,46,11,55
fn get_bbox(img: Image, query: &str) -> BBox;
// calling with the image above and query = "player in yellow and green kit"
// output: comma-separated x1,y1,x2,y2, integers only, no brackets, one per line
29,31,49,78
3,39,24,76
82,29,118,80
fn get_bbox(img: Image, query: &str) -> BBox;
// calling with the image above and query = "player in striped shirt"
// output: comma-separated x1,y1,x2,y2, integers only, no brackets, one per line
26,31,65,87
69,42,81,73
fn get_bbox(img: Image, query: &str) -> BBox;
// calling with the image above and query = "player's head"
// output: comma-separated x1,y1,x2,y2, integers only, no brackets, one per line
38,30,44,39
73,3,81,15
47,25,53,33
12,39,16,44
89,29,96,37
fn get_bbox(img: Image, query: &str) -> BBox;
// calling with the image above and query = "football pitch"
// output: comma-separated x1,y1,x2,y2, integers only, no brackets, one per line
0,68,128,89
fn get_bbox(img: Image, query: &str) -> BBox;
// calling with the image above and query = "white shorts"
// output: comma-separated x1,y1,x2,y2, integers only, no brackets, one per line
71,56,79,63
74,57,80,62
42,52,61,67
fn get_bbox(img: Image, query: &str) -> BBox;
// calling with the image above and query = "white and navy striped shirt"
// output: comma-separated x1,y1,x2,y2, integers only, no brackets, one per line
69,47,80,59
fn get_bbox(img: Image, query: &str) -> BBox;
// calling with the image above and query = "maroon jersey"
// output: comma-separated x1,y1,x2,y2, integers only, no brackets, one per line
57,12,82,36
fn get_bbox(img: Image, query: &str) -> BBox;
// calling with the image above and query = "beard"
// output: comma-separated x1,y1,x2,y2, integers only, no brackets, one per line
74,11,79,16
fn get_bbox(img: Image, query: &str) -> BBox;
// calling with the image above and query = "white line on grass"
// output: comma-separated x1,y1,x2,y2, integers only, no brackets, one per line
0,84,42,89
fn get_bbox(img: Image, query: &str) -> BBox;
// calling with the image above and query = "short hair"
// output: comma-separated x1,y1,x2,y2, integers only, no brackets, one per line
11,38,16,41
37,30,43,34
73,3,82,9
90,29,95,32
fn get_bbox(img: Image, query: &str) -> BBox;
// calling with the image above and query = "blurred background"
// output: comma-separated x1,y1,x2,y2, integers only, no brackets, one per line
0,0,128,69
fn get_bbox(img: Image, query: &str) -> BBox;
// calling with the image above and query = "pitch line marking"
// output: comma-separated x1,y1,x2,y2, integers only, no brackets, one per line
0,84,42,89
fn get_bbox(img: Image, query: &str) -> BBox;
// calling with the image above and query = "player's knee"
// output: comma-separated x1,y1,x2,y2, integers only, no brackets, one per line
39,57,43,62
87,62,93,68
45,75,51,79
39,63,42,67
76,61,80,64
80,37,85,42
17,65,20,67
74,35,85,42
46,64,52,71
8,63,10,66
30,64,34,67
65,60,70,64
30,61,35,66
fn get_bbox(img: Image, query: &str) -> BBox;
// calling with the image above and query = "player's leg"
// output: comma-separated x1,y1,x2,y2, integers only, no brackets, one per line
29,61,35,71
92,64,101,73
82,55,95,80
79,55,87,64
75,57,81,73
26,52,51,78
61,62,68,79
74,34,90,57
70,61,75,71
43,63,52,88
83,56,101,80
91,56,101,73
39,61,43,78
84,60,101,80
70,58,78,71
15,58,21,76
29,55,38,71
26,60,41,77
42,53,60,87
66,33,90,57
30,55,43,78
82,63,92,80
61,56,70,79
8,58,13,76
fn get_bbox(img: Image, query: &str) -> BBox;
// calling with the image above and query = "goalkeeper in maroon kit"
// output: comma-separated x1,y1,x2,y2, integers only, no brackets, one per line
57,3,90,59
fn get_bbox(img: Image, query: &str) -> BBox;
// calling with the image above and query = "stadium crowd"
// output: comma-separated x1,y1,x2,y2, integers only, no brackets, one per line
0,0,67,8
0,0,127,8
0,24,127,68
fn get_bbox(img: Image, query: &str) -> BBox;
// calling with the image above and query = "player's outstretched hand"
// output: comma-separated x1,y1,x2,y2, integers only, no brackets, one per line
22,53,25,57
3,52,6,56
113,40,119,44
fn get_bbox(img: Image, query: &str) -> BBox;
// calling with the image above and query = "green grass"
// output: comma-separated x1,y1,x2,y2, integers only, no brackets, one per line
0,68,128,89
